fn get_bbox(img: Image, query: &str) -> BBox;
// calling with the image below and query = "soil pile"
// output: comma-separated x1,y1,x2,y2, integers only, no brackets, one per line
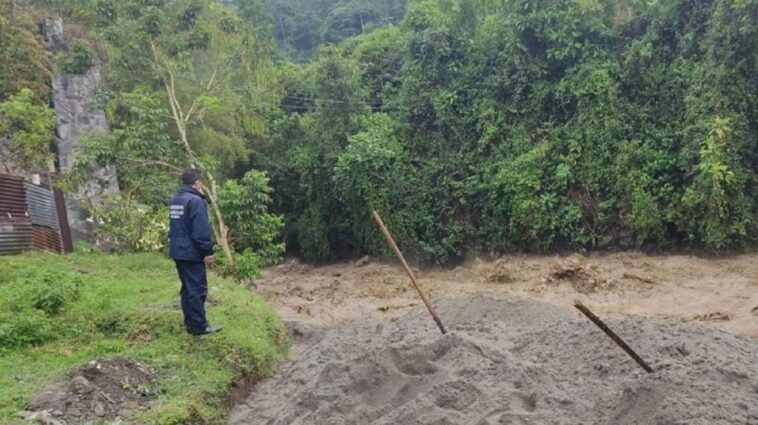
20,357,157,425
230,293,758,425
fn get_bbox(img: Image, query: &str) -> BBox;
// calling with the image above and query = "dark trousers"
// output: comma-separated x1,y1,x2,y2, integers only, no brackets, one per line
175,260,209,334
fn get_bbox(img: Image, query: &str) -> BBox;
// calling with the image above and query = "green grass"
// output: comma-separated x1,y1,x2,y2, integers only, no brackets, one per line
0,249,288,424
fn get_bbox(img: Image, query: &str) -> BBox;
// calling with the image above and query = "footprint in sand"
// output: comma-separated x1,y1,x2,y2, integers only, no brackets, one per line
477,392,538,424
431,380,481,411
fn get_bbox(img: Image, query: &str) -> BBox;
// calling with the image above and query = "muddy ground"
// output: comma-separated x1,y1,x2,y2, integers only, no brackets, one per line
255,252,758,339
228,252,758,424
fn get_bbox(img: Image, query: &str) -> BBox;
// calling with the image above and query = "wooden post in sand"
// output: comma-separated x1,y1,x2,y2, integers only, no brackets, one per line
372,211,447,335
574,300,654,374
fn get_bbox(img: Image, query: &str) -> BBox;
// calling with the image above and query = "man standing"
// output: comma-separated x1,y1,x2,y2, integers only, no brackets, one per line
169,169,222,336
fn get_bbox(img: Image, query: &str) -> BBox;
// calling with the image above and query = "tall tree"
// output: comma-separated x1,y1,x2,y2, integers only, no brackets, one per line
94,0,282,262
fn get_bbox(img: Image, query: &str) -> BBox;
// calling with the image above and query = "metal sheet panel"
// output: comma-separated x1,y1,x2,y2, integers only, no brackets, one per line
53,186,74,253
0,219,33,255
25,183,61,230
32,225,63,253
0,174,28,218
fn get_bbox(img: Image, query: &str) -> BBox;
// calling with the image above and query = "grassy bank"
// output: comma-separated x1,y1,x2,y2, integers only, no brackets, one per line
0,249,288,424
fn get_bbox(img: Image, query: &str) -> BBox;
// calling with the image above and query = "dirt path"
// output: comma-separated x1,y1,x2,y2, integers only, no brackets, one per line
256,252,758,339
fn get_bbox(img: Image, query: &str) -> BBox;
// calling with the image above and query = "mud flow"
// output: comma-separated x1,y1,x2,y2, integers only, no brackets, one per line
230,253,758,424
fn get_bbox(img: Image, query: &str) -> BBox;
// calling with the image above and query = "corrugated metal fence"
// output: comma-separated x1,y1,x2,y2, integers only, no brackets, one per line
0,174,32,254
0,173,72,255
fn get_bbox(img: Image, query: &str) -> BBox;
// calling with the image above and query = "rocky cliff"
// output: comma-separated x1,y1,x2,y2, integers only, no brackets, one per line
44,18,118,241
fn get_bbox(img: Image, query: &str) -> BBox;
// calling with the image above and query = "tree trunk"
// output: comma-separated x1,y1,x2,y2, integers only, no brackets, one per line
153,43,235,265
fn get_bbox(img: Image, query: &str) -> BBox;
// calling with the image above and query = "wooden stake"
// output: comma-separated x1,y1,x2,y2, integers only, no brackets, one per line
372,211,447,334
574,300,654,374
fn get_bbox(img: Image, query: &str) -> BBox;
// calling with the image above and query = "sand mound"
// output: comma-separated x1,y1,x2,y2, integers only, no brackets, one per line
21,357,157,424
229,293,758,425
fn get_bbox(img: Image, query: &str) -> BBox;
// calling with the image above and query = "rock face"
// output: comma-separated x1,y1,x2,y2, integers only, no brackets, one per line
44,18,118,241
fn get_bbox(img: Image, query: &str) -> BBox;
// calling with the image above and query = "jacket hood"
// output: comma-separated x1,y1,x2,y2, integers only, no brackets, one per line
178,185,207,201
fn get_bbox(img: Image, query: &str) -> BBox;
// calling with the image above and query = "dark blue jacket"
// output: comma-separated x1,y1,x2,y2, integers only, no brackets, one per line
169,186,214,261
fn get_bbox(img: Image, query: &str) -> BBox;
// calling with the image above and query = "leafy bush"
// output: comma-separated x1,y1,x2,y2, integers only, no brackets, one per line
56,39,97,75
0,311,55,350
88,199,169,252
215,248,264,285
0,88,56,170
294,205,332,263
0,268,84,350
31,274,81,316
680,117,754,249
218,170,285,279
0,0,52,101
333,114,406,255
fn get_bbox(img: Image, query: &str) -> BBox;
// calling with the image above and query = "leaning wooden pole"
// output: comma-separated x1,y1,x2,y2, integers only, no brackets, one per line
574,300,654,374
372,211,447,334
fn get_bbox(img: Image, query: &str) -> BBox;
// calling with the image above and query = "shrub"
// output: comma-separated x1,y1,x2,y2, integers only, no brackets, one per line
12,269,83,316
31,278,81,315
0,311,55,350
0,266,85,349
56,39,97,75
0,88,56,170
215,248,263,285
218,170,285,278
88,199,169,252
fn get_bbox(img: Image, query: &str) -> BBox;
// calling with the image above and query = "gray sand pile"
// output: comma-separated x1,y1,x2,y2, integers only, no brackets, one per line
230,293,758,425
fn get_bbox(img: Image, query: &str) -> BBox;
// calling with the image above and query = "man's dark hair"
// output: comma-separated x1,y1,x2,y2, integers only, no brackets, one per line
181,168,202,185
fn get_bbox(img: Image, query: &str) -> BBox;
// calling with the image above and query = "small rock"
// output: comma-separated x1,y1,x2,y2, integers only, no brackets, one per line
117,408,135,418
597,235,613,248
618,230,635,248
17,411,63,425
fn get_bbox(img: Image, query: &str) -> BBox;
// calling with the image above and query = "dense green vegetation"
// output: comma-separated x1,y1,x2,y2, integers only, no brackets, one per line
0,249,288,423
3,0,757,267
0,0,55,172
264,0,757,263
265,0,407,60
0,0,51,102
0,88,56,171
47,0,286,274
